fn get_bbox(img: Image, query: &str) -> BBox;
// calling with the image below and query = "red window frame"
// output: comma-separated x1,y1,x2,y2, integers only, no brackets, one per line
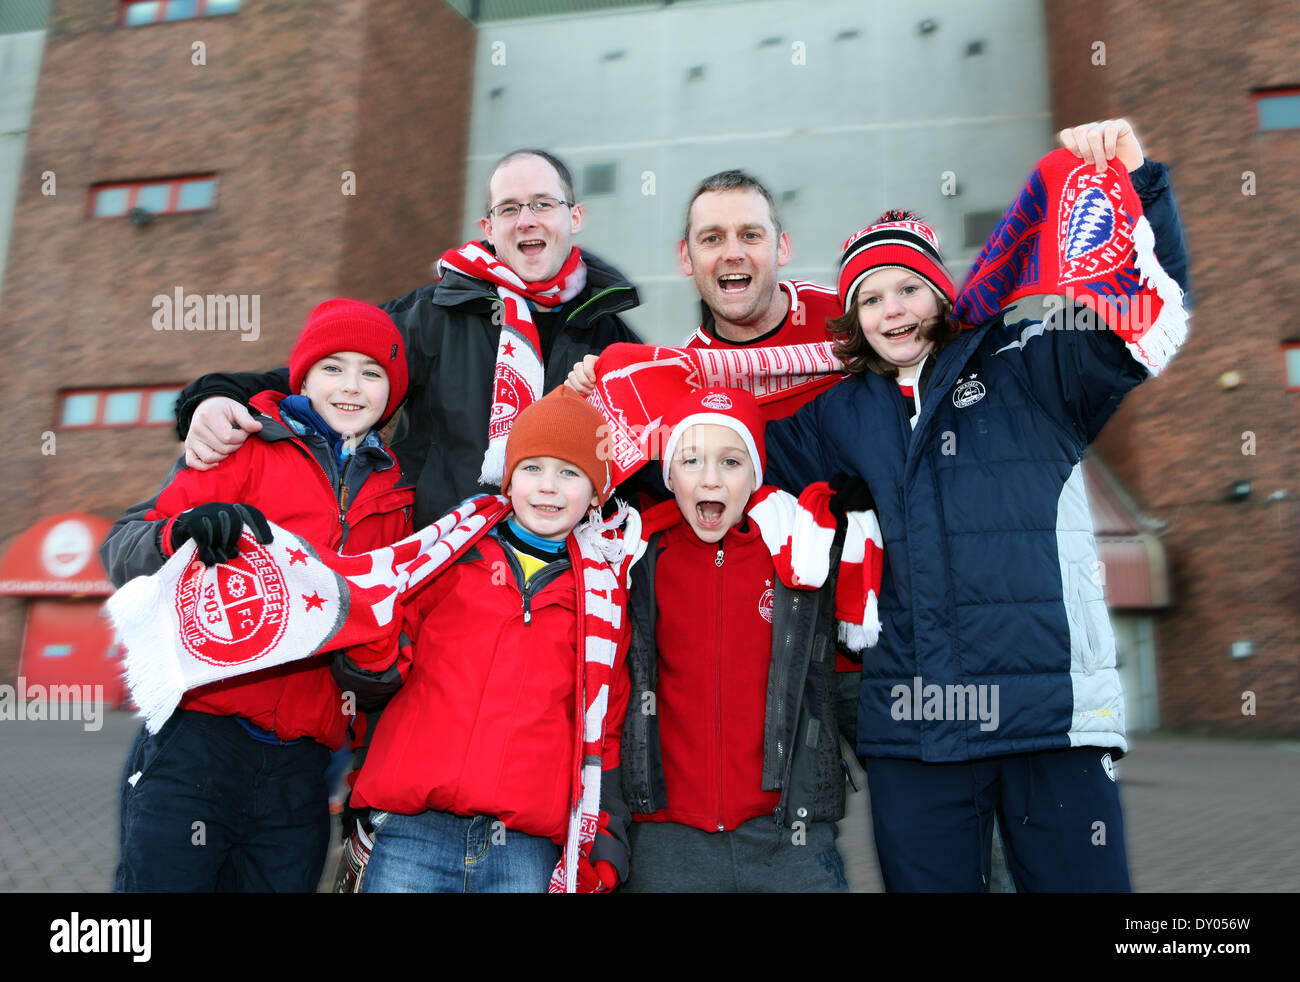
119,0,239,26
58,387,182,430
1251,87,1300,131
88,175,218,219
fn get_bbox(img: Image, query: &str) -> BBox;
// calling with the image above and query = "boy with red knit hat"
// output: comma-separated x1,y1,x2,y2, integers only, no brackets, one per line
619,386,873,892
102,298,414,892
351,388,633,893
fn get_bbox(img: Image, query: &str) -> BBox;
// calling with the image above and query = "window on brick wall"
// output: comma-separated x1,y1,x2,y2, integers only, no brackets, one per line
90,176,217,219
1253,88,1300,131
1284,343,1300,391
58,387,181,429
121,0,239,25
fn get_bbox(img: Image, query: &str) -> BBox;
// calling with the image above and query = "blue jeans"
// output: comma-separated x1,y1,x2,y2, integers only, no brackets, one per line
362,809,559,893
116,710,331,892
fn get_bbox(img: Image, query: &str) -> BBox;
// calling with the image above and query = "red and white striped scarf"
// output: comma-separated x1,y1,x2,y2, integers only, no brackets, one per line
549,504,636,893
747,483,883,651
586,342,845,485
633,487,881,650
437,242,588,486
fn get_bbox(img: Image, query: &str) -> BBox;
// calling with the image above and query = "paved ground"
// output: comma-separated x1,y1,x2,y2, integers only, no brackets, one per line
1,713,1297,892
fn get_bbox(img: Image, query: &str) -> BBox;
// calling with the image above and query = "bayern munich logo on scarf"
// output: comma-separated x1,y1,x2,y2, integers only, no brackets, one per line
175,532,290,666
1058,164,1134,285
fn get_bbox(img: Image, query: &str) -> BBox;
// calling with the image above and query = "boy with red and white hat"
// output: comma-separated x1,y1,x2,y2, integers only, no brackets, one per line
102,298,415,892
619,386,882,892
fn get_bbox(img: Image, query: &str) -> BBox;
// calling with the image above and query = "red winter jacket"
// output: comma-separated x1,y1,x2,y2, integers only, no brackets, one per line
637,514,781,832
351,533,632,846
100,391,413,749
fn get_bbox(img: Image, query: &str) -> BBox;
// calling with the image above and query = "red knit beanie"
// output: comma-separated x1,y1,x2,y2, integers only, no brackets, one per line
503,388,614,505
288,299,409,425
660,387,765,492
837,210,956,310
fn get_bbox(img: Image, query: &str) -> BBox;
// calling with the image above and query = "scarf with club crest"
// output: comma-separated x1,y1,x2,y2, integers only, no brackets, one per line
437,242,588,487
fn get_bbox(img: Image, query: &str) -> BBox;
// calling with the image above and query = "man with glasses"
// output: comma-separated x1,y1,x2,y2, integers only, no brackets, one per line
171,149,642,525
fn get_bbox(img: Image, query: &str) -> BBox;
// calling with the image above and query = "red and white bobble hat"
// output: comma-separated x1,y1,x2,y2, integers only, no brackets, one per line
837,209,956,310
660,387,766,493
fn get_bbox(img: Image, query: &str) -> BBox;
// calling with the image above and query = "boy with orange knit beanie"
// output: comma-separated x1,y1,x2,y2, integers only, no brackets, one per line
351,389,633,893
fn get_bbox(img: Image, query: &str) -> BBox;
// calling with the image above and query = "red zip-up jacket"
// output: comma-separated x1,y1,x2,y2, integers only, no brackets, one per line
352,533,632,846
100,391,414,749
637,517,781,831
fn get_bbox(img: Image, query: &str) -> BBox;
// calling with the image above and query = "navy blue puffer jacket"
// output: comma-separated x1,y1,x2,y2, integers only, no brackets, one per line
766,161,1188,763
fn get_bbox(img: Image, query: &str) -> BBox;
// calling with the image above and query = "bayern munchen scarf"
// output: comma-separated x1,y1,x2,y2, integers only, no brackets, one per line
955,147,1187,375
437,242,588,486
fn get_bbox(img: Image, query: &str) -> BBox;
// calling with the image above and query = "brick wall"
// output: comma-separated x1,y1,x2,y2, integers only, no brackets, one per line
1048,0,1300,735
0,0,474,677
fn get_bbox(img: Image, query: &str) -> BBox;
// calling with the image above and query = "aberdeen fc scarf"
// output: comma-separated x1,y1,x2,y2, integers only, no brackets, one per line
588,342,844,485
107,494,512,733
747,484,883,651
955,147,1187,375
549,505,634,894
437,242,588,486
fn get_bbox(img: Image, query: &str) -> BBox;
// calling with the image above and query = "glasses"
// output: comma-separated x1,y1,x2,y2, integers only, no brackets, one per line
486,196,572,221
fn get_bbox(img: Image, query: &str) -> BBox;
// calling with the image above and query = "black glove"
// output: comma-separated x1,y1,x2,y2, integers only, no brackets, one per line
170,502,273,566
827,473,876,523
